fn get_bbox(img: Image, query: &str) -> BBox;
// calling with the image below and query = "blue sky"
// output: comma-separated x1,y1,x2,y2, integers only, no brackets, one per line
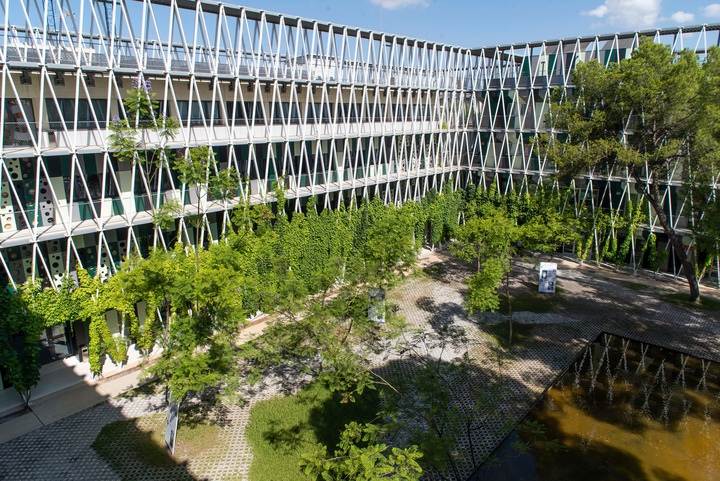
233,0,720,47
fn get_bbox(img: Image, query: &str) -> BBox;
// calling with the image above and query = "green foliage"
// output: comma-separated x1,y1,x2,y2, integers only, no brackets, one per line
463,256,505,314
74,268,134,374
174,145,215,193
109,77,241,255
240,201,418,403
117,242,248,403
542,40,720,300
246,380,381,481
0,287,44,406
301,422,423,481
612,200,646,268
452,191,573,344
150,198,182,230
422,185,462,246
646,233,668,274
108,77,179,184
212,166,241,203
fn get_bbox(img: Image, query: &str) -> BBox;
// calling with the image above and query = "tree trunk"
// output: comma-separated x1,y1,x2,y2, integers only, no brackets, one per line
506,272,512,345
638,173,700,301
195,190,201,272
20,390,31,410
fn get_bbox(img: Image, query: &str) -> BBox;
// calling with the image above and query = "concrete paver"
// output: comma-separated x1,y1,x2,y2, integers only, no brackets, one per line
0,413,43,445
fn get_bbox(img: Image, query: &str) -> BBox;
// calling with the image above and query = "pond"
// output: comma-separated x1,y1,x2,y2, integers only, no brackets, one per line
471,333,720,481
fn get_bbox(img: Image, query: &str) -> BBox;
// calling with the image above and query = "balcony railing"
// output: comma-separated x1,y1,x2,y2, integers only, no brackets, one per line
2,122,37,147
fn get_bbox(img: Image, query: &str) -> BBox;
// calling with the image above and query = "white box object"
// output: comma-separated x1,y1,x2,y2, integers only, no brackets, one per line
538,262,557,294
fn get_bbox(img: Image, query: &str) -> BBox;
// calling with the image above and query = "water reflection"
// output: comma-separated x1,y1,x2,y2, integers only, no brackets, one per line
473,334,720,481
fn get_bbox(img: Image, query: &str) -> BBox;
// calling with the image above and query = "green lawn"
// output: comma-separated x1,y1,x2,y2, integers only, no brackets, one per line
246,379,380,481
485,321,537,349
498,286,564,315
92,410,221,480
661,293,720,311
620,281,648,292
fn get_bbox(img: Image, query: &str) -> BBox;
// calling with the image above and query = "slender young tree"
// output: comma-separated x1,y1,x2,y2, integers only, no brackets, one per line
453,193,573,344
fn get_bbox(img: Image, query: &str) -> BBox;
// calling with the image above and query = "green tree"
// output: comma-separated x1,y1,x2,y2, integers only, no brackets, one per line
543,40,720,301
242,203,418,390
452,200,572,344
452,209,518,343
0,277,86,405
688,46,720,283
118,242,248,404
0,288,43,408
115,249,179,354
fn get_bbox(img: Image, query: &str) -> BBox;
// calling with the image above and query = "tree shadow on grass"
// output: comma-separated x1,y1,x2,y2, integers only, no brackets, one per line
180,386,232,429
254,379,380,455
92,416,206,481
307,385,380,450
261,420,311,454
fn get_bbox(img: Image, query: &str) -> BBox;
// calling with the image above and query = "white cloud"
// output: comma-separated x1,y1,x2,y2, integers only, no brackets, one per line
581,0,661,28
586,5,610,17
368,0,429,10
703,4,720,18
670,11,694,23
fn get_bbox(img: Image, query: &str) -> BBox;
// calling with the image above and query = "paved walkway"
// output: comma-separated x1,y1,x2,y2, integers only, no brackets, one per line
0,251,718,480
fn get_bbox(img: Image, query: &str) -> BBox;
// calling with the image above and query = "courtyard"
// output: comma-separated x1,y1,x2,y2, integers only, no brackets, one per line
0,250,718,481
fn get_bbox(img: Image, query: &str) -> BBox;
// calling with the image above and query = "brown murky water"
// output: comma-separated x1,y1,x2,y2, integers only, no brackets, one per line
474,334,720,481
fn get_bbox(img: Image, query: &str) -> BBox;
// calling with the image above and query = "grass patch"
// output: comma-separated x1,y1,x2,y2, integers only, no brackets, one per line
621,281,648,292
661,293,720,311
412,262,445,281
246,379,380,481
92,409,222,480
422,262,445,277
485,321,537,349
498,287,564,315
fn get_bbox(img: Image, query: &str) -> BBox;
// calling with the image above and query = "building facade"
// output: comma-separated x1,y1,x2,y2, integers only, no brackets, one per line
0,0,719,381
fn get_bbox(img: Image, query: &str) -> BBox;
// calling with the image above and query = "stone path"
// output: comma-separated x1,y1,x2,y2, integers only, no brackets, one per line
0,252,718,481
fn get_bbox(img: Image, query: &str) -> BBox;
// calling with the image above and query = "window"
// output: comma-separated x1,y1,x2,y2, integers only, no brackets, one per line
4,98,36,145
64,172,117,202
342,103,357,123
226,101,245,125
308,103,332,124
372,103,385,122
245,101,266,125
46,98,107,130
176,100,222,126
272,102,300,125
